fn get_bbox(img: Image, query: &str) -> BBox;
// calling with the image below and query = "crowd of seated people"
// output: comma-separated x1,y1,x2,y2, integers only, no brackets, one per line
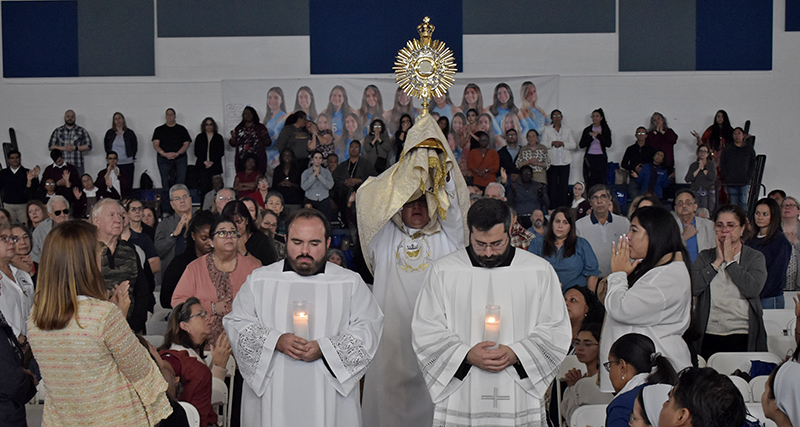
3,88,799,427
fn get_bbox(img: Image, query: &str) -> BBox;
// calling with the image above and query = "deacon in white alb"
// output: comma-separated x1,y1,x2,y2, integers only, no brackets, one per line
223,208,383,427
357,113,471,427
412,198,572,426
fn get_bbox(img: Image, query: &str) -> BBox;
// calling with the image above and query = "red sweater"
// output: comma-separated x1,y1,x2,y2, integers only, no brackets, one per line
160,349,217,427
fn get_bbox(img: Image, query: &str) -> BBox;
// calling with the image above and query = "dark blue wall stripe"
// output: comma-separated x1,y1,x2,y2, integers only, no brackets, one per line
2,1,79,78
157,0,308,37
309,1,462,75
463,0,615,34
787,0,800,31
619,0,696,71
78,0,154,76
696,0,772,71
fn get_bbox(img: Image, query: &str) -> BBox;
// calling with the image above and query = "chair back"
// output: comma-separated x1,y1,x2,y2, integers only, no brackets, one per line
570,404,607,427
706,352,782,375
727,375,752,402
749,375,768,403
179,401,201,427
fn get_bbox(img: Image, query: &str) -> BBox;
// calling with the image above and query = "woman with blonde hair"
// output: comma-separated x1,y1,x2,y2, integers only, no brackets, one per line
293,86,317,121
321,85,356,138
518,81,550,135
27,221,172,426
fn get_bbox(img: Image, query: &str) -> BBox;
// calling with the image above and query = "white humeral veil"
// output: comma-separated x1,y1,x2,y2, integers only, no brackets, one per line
358,113,470,427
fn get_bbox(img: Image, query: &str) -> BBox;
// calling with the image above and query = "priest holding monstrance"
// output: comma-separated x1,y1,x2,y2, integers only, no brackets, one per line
359,17,472,427
412,198,572,426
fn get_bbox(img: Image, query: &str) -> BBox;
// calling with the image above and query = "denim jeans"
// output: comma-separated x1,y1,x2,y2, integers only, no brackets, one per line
157,154,187,214
727,185,750,210
760,294,785,309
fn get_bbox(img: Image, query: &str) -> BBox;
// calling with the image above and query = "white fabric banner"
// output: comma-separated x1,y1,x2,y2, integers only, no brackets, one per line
221,76,559,184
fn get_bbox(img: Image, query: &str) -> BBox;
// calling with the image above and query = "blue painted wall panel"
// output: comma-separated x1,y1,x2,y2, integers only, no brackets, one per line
309,0,462,75
2,1,79,78
696,0,772,71
787,0,800,31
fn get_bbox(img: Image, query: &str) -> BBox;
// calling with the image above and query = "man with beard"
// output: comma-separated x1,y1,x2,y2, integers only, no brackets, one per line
357,114,470,427
48,109,92,176
411,198,571,426
223,208,383,426
529,209,547,238
504,165,549,230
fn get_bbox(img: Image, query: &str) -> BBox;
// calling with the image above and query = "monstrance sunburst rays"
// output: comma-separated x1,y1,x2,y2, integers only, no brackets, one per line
393,17,457,116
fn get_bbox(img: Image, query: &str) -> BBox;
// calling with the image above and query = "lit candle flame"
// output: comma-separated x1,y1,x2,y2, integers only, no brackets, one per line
298,312,307,318
486,316,497,323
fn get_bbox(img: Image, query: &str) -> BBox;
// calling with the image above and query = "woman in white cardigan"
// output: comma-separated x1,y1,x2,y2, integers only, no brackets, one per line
599,206,693,392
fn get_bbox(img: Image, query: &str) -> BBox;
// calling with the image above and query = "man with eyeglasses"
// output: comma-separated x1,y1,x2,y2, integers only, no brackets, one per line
30,195,71,263
213,188,236,215
621,127,655,202
412,198,571,426
672,189,716,263
93,199,149,333
576,184,630,277
358,114,470,427
155,184,193,278
0,150,38,223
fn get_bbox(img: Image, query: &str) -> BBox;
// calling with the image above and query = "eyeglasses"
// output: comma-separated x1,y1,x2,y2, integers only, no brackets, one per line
171,194,190,202
572,339,599,349
714,223,741,230
784,204,798,209
53,209,70,216
675,200,696,207
187,311,208,320
404,199,427,209
44,182,56,187
217,196,235,201
635,132,647,135
590,194,610,201
603,360,619,372
0,236,18,244
630,412,644,424
214,230,241,239
128,206,143,212
473,237,508,251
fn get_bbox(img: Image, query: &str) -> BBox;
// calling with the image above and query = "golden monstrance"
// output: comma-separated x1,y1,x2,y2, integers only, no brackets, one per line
393,17,457,116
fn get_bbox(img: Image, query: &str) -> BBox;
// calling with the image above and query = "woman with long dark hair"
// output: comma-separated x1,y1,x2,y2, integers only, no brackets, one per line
560,323,614,425
692,204,768,359
529,207,601,292
362,118,392,173
600,206,692,392
221,200,277,267
579,108,612,189
692,109,733,159
604,333,678,427
746,198,792,309
160,210,216,308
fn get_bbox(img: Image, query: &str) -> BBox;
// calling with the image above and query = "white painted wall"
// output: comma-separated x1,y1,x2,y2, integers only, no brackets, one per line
1,0,798,197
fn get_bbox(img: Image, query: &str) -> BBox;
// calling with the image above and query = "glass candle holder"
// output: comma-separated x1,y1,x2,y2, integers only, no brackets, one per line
292,301,309,340
484,305,501,350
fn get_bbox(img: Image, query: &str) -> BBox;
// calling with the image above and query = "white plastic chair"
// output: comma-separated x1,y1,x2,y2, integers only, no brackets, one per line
211,377,229,427
179,401,201,427
750,375,768,402
764,320,784,336
762,310,795,331
557,355,587,427
727,375,752,402
706,352,783,375
570,404,607,427
746,403,778,427
143,335,163,347
697,355,707,368
767,335,796,361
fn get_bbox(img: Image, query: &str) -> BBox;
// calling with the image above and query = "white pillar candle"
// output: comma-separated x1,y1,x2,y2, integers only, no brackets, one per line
293,301,309,340
484,305,501,350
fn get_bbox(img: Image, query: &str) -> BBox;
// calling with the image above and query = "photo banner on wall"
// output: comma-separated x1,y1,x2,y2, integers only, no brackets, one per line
221,75,559,184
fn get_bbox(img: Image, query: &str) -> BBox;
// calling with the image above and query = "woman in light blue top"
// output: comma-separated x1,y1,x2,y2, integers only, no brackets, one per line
358,85,385,137
518,81,551,136
489,83,518,136
529,207,601,292
429,93,458,122
300,152,335,222
262,87,287,139
322,85,356,138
